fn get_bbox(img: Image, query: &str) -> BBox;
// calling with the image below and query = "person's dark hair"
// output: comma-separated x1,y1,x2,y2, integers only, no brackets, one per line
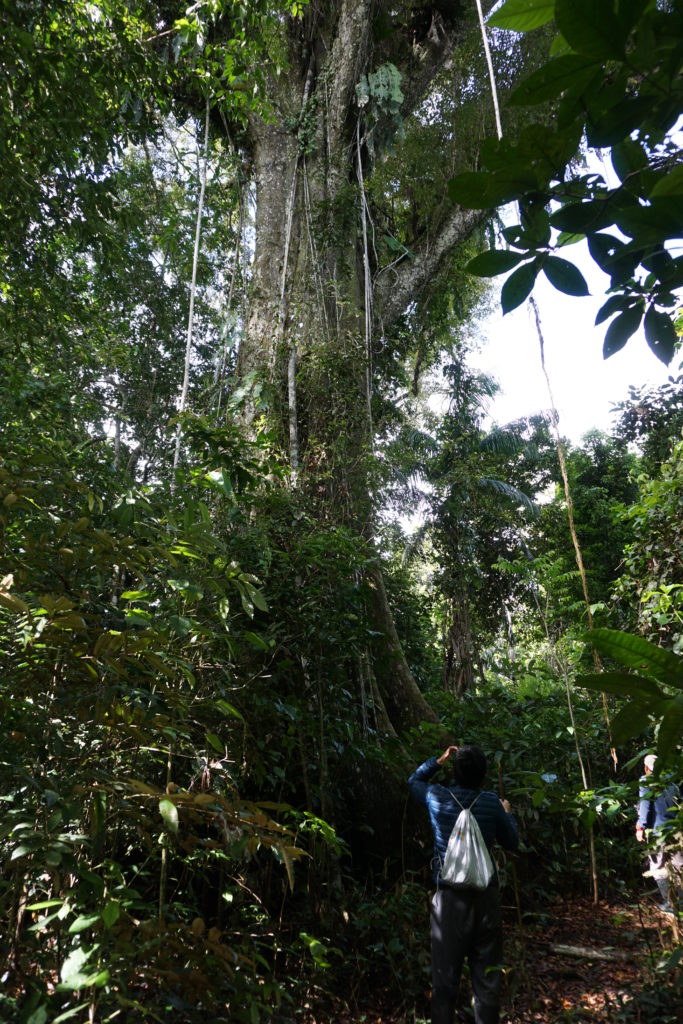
452,745,487,789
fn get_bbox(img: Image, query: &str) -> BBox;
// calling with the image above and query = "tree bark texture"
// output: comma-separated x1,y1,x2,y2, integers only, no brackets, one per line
222,2,483,735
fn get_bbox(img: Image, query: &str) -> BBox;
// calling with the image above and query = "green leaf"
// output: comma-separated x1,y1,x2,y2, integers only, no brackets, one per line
10,843,31,860
59,945,93,987
550,200,613,234
509,55,600,106
205,468,234,499
169,614,191,636
586,96,652,148
556,231,585,247
125,608,152,626
26,899,65,910
595,294,628,325
657,693,683,761
611,137,648,184
616,0,651,34
644,306,678,365
501,261,539,314
26,1009,48,1024
240,590,254,618
611,701,651,744
603,306,642,357
615,198,683,243
587,629,683,687
68,914,100,934
159,798,179,835
101,902,120,929
555,0,626,59
250,587,268,613
448,169,536,209
206,732,224,754
217,699,244,720
550,32,572,56
466,249,525,276
57,966,110,993
542,256,589,295
53,1007,94,1024
650,164,683,198
576,671,664,703
587,233,625,274
488,0,555,32
243,630,270,650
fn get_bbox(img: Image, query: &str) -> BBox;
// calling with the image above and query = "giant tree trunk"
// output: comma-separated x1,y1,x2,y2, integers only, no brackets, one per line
225,2,484,737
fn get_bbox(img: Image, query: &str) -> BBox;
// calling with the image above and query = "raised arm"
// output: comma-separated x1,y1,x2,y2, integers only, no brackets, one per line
495,800,519,852
407,755,440,807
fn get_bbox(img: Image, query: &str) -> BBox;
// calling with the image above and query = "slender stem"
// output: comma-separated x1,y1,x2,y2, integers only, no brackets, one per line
560,652,600,904
356,117,373,437
215,183,244,421
173,95,211,478
530,296,617,771
159,743,173,921
278,60,315,486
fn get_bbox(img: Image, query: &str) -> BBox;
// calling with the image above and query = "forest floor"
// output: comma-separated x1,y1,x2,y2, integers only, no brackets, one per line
319,895,682,1024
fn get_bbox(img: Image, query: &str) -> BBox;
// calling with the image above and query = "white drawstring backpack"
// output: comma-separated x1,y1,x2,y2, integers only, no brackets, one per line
439,791,495,890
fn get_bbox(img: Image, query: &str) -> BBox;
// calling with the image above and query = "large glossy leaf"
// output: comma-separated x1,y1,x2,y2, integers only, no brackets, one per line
616,0,652,34
644,306,678,365
603,306,642,358
466,249,525,276
501,260,539,313
650,164,683,198
585,96,652,147
576,671,664,703
550,200,614,234
615,199,683,243
594,294,628,325
611,137,648,184
448,170,535,209
488,0,555,32
610,700,651,744
509,55,600,106
555,0,626,59
586,629,683,687
542,255,589,295
657,693,683,760
587,233,626,274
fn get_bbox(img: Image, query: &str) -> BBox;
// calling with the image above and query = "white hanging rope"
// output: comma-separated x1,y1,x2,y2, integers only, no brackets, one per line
475,0,503,140
173,95,211,477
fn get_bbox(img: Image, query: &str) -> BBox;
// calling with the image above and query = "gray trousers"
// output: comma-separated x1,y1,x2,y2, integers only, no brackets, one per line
430,885,502,1024
648,847,683,904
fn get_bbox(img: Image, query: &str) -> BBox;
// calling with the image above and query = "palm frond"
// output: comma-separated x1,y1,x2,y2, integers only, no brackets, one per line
477,477,538,516
477,426,525,456
401,522,431,567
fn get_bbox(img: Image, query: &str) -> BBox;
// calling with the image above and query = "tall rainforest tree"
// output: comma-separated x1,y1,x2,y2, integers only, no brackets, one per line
176,0,547,735
1,1,550,739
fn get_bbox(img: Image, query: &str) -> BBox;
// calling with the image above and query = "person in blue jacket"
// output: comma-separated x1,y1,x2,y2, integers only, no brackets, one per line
408,744,518,1024
636,753,682,914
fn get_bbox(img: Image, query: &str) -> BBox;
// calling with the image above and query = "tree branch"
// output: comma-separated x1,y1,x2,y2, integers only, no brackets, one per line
396,9,469,121
374,205,486,328
328,0,374,157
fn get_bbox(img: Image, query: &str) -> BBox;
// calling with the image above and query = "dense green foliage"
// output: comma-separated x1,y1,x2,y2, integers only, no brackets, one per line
451,0,683,363
1,2,681,1022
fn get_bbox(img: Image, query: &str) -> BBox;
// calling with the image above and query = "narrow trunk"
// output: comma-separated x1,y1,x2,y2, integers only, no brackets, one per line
443,596,475,697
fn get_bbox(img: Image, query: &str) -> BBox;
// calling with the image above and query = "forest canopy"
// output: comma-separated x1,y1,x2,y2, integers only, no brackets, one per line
1,1,681,1022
